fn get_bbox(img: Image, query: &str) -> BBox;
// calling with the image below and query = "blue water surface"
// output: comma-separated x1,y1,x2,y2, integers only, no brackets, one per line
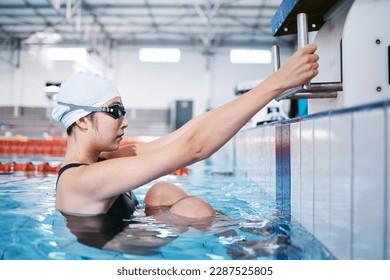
0,161,334,260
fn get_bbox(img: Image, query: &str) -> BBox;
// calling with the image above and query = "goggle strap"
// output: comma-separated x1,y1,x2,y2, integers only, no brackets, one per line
57,101,125,120
57,101,102,113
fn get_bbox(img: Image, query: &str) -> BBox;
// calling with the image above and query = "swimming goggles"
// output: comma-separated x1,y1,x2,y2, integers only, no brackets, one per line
57,101,126,120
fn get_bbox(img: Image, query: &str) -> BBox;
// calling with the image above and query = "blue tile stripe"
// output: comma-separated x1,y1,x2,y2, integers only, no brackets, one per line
275,124,291,221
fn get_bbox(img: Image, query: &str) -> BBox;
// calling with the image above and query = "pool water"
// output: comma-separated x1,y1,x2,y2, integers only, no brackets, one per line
0,160,334,260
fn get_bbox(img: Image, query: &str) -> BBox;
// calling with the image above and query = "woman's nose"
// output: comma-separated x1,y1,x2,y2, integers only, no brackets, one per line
121,116,128,129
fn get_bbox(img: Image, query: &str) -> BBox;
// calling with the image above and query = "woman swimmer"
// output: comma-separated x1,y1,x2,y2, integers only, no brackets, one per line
52,44,319,223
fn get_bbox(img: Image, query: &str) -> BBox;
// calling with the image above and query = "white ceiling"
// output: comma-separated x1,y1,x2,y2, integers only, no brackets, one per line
0,0,297,67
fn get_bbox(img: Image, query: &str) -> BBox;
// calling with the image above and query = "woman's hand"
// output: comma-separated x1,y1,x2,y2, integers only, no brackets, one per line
272,44,319,92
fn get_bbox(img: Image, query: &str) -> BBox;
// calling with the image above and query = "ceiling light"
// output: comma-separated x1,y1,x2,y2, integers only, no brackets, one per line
139,48,181,63
47,47,87,61
230,49,272,64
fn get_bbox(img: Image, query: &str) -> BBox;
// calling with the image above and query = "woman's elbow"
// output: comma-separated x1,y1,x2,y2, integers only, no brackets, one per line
187,140,211,163
177,129,211,163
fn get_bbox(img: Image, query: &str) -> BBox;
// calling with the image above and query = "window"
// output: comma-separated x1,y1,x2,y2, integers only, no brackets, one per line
139,48,181,63
230,49,271,64
47,47,87,61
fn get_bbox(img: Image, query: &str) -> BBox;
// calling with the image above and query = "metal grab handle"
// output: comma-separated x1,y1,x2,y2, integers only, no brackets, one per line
274,12,312,102
273,13,341,102
275,86,304,101
272,45,280,72
297,13,311,90
275,82,342,101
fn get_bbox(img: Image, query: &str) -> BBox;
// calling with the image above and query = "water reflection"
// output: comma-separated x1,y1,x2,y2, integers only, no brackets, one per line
62,207,293,259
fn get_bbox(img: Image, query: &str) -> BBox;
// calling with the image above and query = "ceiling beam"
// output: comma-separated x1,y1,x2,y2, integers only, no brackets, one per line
0,3,279,10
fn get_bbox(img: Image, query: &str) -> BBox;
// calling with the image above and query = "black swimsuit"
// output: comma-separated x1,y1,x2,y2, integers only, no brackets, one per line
56,159,140,249
56,161,139,219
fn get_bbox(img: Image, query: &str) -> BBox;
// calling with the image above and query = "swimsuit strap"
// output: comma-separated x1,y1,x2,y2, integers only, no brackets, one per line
58,163,87,177
56,158,106,187
56,163,87,188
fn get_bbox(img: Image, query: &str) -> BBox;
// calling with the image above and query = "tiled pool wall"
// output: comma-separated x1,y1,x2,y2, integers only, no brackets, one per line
234,100,390,260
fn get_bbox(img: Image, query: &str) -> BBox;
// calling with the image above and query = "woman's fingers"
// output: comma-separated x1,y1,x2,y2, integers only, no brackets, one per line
308,53,319,63
279,44,320,89
267,43,320,93
301,43,317,55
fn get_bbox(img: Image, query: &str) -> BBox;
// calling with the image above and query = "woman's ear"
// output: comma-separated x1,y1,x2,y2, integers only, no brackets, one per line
75,116,89,131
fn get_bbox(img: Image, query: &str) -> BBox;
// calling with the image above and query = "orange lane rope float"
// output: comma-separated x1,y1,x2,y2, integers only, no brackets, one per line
0,137,152,156
0,161,188,175
0,161,61,173
0,137,189,175
0,137,67,156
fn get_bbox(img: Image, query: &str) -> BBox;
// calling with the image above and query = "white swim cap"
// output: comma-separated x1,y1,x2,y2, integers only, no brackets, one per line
52,72,120,128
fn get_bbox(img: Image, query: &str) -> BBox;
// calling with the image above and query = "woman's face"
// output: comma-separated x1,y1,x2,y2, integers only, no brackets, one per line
89,97,128,151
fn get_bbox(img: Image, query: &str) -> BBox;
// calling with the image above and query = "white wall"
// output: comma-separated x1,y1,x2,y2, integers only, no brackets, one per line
0,44,292,117
0,46,107,109
112,46,210,116
234,102,390,260
210,48,277,110
0,61,14,106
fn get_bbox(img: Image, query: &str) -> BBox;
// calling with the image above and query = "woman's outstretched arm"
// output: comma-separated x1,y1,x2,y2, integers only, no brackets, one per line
80,44,319,201
104,44,319,161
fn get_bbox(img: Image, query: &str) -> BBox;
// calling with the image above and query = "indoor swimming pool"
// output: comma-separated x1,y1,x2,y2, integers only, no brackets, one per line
0,155,333,260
